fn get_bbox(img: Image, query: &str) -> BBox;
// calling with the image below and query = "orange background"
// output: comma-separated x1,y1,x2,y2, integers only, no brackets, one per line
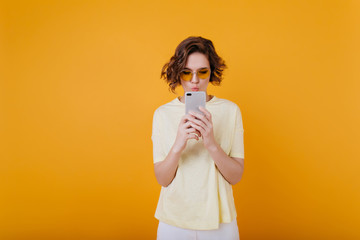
1,1,359,239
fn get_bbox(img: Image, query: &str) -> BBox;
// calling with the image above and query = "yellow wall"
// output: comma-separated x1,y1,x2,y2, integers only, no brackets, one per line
1,1,359,239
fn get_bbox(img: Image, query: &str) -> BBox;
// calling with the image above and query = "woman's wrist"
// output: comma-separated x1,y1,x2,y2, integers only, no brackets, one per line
206,142,220,153
171,145,183,155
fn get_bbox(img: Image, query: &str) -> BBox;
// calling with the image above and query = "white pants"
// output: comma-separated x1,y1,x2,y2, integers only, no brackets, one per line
156,219,240,240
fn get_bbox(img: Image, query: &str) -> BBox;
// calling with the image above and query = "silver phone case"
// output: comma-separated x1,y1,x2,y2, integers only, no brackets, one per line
185,91,206,115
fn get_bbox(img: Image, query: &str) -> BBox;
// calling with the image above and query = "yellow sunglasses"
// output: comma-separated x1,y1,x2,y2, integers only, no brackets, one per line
180,68,211,81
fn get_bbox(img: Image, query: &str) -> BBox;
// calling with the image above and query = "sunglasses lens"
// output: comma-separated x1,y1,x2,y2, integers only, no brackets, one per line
180,71,192,81
197,69,210,79
180,69,210,81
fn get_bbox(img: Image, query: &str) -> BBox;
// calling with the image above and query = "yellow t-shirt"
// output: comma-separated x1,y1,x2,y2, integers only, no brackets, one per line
151,95,244,230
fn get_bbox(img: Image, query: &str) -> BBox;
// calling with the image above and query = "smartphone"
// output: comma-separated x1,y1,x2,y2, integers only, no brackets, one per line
185,91,206,115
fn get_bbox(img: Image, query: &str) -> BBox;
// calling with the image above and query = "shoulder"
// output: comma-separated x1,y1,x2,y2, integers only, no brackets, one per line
153,98,181,117
213,97,241,112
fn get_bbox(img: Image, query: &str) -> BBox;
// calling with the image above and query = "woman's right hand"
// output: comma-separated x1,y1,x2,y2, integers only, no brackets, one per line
171,114,202,153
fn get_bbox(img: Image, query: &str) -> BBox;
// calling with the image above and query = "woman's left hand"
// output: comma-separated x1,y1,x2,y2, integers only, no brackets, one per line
188,106,217,150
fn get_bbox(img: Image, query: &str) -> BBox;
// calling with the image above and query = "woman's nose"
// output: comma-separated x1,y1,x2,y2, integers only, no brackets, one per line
190,73,199,83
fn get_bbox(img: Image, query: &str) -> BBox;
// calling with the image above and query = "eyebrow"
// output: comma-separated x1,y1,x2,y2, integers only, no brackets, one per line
183,67,209,71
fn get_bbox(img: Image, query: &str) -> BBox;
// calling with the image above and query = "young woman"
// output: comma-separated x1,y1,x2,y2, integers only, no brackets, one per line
151,36,245,240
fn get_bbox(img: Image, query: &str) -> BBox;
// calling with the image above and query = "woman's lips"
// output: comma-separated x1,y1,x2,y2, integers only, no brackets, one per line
191,88,199,91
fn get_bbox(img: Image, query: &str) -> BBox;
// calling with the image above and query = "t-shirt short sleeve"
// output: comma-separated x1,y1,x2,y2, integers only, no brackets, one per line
229,105,245,159
151,109,167,163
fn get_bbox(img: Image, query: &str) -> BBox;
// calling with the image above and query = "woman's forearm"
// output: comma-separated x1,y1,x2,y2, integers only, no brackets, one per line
207,143,244,185
154,147,182,187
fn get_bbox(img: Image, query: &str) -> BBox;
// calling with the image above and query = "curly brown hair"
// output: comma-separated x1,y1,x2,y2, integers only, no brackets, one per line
161,36,227,93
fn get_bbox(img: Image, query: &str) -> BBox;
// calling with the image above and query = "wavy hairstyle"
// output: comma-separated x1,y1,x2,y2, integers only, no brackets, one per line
161,36,227,93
